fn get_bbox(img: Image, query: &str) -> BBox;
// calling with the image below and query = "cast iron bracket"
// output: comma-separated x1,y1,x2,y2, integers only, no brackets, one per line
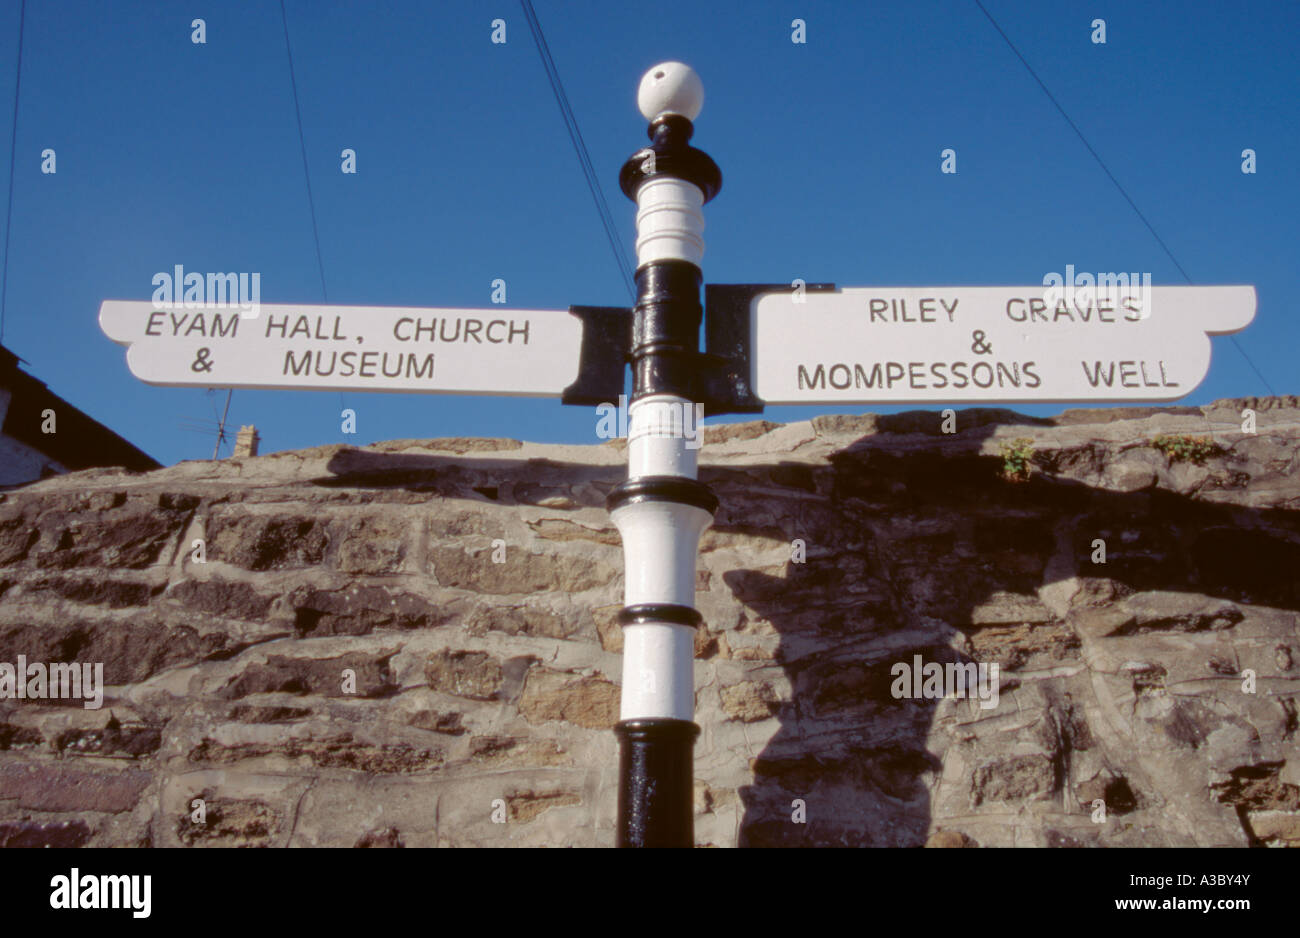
699,282,836,416
561,305,632,406
561,284,837,416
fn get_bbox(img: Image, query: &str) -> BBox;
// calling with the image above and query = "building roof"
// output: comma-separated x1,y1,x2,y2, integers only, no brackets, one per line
0,345,160,473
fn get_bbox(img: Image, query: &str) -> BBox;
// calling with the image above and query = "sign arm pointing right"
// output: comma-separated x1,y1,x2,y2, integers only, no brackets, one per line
709,284,1256,407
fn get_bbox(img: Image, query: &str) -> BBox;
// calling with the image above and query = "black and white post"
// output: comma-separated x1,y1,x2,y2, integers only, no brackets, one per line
607,63,722,848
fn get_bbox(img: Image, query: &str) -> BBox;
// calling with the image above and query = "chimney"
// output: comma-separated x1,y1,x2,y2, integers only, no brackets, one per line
233,425,260,458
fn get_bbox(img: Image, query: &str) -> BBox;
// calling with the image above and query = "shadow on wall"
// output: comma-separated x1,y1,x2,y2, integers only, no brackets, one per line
704,413,1300,847
312,413,1300,848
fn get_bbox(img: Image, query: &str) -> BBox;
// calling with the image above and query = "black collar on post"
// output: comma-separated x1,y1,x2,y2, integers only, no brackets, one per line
619,115,722,205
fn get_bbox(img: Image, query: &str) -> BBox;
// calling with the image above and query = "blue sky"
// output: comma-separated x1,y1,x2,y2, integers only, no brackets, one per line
0,0,1294,466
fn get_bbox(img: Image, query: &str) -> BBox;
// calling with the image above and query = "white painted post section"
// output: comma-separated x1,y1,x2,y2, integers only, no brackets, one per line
634,176,706,268
613,65,710,726
612,398,710,720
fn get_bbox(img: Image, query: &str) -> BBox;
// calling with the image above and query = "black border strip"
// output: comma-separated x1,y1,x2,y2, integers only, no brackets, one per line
606,475,719,514
617,603,702,628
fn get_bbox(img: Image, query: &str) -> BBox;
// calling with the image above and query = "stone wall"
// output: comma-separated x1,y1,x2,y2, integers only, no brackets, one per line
0,397,1297,848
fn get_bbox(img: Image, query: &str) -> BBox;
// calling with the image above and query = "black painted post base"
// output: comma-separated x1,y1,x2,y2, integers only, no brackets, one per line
614,718,700,847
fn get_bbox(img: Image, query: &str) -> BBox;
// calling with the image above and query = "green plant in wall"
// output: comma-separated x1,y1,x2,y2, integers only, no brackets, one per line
999,437,1036,482
1151,434,1220,465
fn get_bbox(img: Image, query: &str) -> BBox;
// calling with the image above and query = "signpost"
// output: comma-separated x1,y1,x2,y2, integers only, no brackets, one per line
745,285,1256,405
98,62,1259,849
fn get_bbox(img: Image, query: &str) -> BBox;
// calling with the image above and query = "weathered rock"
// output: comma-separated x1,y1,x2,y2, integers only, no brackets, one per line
721,681,778,723
1248,812,1300,846
55,720,162,758
519,669,619,729
468,736,568,766
0,617,228,684
188,734,443,774
355,826,404,847
507,789,581,823
1116,591,1244,634
207,513,329,570
336,515,408,574
0,819,92,847
425,649,503,701
24,574,160,608
26,495,193,569
429,545,609,594
972,755,1057,806
290,584,447,635
0,723,43,750
1075,773,1138,814
467,603,574,639
168,577,274,619
0,762,150,812
222,652,398,699
405,708,466,735
228,704,312,723
177,797,279,847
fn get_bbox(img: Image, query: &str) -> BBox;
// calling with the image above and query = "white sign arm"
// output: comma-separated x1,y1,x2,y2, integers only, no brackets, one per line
749,285,1256,405
98,301,588,397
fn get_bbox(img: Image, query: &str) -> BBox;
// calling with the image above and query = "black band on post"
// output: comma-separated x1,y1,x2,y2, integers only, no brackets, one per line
615,719,701,848
619,115,722,205
630,261,704,401
618,603,703,628
606,475,719,515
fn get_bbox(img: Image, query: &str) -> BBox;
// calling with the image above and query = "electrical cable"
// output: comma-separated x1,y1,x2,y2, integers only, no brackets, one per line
973,0,1277,396
521,0,637,300
0,0,27,344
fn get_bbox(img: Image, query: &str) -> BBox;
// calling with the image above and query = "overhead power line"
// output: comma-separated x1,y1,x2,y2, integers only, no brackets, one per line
973,0,1277,396
279,0,329,306
521,0,637,301
279,0,347,426
0,0,27,344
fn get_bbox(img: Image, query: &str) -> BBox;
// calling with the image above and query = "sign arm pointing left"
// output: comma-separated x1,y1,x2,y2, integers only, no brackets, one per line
98,301,631,404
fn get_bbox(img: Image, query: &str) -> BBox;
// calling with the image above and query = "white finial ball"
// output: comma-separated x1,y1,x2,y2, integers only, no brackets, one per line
637,62,704,122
